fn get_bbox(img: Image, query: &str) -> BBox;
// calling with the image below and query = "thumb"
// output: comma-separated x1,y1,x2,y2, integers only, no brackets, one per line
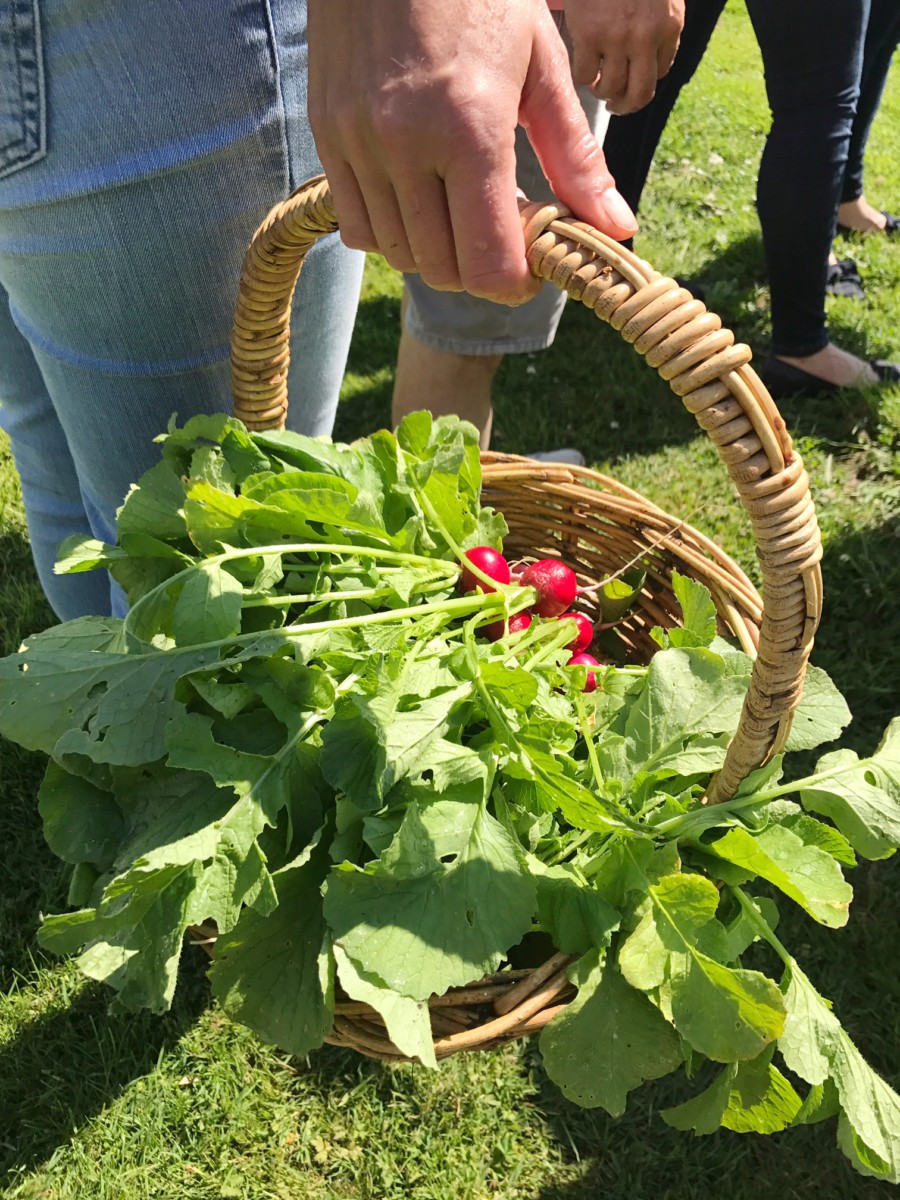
520,19,638,241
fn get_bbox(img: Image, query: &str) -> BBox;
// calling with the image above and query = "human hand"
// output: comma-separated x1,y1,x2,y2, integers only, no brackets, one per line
307,0,637,306
565,0,685,114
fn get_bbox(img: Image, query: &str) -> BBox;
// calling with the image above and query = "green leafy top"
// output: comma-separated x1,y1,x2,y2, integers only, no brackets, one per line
2,413,898,1184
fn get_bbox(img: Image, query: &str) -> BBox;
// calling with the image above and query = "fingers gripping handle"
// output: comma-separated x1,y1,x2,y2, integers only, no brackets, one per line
230,175,823,802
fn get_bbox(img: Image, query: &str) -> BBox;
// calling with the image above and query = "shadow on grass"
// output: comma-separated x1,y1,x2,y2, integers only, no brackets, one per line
689,230,768,321
492,303,699,465
0,528,52,657
0,957,210,1185
335,264,725,463
813,511,900,757
690,232,898,443
0,517,208,1180
334,292,400,443
0,522,62,993
488,232,885,462
0,767,69,994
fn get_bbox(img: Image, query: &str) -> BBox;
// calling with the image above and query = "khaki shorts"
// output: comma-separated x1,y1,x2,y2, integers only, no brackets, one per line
403,17,609,356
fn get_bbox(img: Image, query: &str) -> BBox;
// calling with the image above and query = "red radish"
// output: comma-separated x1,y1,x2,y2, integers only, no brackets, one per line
484,611,533,642
568,651,601,692
521,558,577,617
558,611,593,654
459,546,511,594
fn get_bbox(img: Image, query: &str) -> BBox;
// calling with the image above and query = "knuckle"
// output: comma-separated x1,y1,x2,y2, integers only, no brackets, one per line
369,98,409,142
310,97,358,150
629,17,658,44
582,14,622,44
372,77,488,148
441,93,502,157
417,265,464,292
338,223,377,253
462,262,531,305
383,249,417,273
332,104,369,147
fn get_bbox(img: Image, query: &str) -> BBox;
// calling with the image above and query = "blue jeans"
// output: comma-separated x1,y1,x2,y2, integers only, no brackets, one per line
0,0,364,620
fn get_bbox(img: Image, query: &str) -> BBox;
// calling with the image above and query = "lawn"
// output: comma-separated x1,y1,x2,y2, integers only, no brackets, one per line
2,4,899,1197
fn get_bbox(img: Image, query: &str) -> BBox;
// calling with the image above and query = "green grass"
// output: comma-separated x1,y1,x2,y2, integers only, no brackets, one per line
2,4,899,1196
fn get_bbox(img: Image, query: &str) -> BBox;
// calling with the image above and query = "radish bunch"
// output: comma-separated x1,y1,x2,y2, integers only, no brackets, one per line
459,548,601,690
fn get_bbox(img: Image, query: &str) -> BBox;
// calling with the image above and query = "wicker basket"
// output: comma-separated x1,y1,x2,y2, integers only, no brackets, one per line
190,174,824,1062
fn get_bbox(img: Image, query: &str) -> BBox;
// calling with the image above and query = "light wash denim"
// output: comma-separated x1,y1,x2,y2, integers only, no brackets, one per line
0,0,364,620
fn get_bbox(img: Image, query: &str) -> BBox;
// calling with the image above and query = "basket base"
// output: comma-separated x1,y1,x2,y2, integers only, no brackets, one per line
187,925,575,1061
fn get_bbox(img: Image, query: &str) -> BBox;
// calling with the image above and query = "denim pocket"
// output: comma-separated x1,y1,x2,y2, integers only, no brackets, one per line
0,0,46,179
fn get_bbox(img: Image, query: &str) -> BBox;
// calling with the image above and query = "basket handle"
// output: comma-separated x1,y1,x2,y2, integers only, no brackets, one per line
230,174,823,803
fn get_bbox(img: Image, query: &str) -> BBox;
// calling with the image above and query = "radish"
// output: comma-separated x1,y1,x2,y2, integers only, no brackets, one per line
521,558,577,617
558,611,593,654
568,651,600,693
484,611,533,642
459,546,511,594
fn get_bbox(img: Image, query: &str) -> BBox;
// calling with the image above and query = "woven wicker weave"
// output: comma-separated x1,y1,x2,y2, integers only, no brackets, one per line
203,174,824,1061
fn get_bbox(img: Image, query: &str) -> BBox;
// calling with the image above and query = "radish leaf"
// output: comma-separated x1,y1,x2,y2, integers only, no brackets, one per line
541,950,683,1115
209,834,335,1059
618,869,786,1061
798,718,900,859
324,789,534,1001
701,824,852,927
662,1050,801,1134
780,962,900,1182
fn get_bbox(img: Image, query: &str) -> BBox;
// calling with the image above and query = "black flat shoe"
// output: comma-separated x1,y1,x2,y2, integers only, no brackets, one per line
836,211,900,237
872,359,900,384
826,258,865,299
759,357,839,399
759,355,900,399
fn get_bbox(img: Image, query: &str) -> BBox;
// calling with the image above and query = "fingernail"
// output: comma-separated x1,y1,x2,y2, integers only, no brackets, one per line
599,187,638,233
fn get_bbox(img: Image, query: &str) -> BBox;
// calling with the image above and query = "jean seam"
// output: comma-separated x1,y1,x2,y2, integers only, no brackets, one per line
259,0,294,191
0,0,47,178
8,300,231,377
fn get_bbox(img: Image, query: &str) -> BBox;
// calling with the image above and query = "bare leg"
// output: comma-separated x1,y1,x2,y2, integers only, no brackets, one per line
392,290,502,450
837,195,888,232
777,343,878,386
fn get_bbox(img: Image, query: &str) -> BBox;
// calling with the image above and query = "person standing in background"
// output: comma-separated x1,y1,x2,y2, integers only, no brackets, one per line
836,0,900,238
746,0,900,396
601,0,900,397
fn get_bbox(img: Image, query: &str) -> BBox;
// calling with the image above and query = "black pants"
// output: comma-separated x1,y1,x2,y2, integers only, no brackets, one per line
843,0,900,203
603,0,900,357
